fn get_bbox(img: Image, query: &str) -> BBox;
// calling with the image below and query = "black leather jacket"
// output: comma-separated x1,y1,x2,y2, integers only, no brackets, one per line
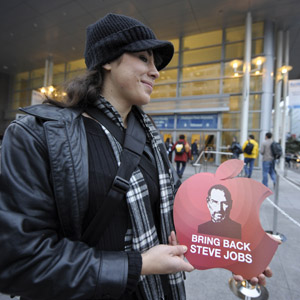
0,104,128,300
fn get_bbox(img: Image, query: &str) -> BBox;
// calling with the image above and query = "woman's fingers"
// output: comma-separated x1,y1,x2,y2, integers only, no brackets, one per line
141,244,194,275
233,265,273,286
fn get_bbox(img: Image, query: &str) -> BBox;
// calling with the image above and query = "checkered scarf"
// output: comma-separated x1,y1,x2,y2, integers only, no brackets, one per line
94,97,185,300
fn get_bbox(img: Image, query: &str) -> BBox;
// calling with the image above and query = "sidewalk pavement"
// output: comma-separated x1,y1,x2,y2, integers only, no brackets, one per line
1,163,300,300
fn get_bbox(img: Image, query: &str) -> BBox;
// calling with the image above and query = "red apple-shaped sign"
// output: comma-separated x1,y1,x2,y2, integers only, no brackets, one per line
174,159,278,279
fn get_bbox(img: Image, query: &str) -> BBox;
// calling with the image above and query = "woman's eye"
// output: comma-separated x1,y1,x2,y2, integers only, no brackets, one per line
139,55,148,62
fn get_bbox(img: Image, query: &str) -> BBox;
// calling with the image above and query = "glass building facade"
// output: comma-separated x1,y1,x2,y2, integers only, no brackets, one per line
9,22,265,165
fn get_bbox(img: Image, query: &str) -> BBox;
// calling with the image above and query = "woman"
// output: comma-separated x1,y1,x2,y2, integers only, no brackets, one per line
0,13,272,300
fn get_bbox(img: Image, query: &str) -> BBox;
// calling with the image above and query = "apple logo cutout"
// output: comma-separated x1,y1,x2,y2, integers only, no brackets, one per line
174,159,278,279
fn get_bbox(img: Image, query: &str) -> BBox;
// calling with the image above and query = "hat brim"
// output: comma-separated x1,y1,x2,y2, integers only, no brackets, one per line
123,39,174,71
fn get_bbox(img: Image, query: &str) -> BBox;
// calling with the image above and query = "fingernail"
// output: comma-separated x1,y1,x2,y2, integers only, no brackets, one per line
182,246,188,252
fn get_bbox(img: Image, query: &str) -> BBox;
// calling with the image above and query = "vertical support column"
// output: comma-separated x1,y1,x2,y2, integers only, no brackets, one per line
48,56,53,87
273,30,283,142
279,31,290,171
43,56,54,88
240,12,252,145
260,21,274,146
43,58,49,87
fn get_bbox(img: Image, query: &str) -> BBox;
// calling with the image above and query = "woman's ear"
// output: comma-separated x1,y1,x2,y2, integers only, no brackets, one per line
102,63,112,71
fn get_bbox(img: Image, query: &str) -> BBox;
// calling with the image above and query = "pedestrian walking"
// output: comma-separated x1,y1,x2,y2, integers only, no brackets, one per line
260,132,276,187
229,136,243,159
165,137,174,162
191,139,199,162
242,134,259,178
172,134,191,178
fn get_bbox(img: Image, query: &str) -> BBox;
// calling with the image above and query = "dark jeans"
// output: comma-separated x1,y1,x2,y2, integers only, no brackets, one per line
262,160,276,187
176,161,186,178
244,158,255,178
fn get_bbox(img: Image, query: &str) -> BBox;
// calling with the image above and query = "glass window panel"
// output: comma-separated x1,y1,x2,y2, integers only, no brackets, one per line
145,97,229,113
182,63,221,81
166,53,178,68
226,26,244,42
31,68,44,78
156,69,177,84
252,22,264,38
180,80,220,96
229,95,241,111
31,77,44,89
248,112,260,129
151,84,177,98
250,75,262,92
249,94,261,110
223,77,243,93
222,112,260,129
182,46,222,65
12,91,30,109
252,39,263,55
222,112,240,129
66,59,86,72
15,72,29,81
169,38,179,52
222,93,261,112
53,63,65,74
14,79,29,91
225,42,244,59
183,30,222,50
145,100,177,111
53,73,65,86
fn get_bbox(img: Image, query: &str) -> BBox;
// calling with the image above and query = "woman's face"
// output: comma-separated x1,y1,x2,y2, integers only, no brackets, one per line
102,51,160,107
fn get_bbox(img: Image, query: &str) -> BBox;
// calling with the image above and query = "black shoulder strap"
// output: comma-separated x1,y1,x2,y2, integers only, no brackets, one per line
81,107,146,246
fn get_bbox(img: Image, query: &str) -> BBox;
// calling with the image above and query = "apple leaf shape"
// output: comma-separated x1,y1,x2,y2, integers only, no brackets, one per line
215,158,244,180
174,159,279,279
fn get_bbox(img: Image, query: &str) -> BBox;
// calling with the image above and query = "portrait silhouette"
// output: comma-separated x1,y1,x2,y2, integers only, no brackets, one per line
198,184,241,239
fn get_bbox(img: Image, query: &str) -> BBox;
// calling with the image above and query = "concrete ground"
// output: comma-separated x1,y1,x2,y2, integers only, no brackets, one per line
0,161,299,300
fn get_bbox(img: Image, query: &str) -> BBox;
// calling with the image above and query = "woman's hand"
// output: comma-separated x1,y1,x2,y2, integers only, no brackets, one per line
232,233,282,285
141,231,194,275
233,234,281,286
141,244,194,275
233,266,273,286
168,230,178,246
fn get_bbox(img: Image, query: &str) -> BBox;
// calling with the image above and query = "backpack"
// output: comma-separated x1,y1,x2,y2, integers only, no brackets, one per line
175,141,185,155
243,142,254,155
271,142,282,159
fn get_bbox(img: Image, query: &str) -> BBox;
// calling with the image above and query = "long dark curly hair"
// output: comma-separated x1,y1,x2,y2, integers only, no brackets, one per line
45,68,104,108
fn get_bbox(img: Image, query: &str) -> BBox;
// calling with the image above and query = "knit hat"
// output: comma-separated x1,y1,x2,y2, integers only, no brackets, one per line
84,13,174,71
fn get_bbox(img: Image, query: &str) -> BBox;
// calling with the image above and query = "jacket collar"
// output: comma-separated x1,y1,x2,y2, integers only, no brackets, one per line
19,104,84,122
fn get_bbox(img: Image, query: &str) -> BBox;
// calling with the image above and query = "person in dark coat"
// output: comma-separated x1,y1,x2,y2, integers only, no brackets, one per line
0,14,274,299
191,139,199,162
0,13,194,300
165,137,174,162
229,136,242,159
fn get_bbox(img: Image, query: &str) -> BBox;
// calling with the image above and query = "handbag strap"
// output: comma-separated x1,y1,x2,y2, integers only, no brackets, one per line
81,106,146,246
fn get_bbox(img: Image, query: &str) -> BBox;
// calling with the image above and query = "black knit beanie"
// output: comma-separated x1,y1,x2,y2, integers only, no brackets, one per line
84,13,174,71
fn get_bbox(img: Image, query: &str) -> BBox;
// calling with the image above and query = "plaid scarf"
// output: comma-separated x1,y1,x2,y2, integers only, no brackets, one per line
94,97,185,300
